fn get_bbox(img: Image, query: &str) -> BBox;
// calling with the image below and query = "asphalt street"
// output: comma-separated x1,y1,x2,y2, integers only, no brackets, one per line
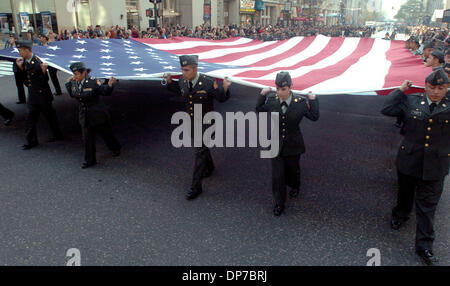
0,69,448,266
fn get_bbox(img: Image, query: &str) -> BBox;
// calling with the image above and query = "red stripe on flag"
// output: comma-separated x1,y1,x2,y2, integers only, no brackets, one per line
235,37,344,78
247,38,375,90
376,86,425,96
204,39,289,64
244,36,316,68
383,40,431,89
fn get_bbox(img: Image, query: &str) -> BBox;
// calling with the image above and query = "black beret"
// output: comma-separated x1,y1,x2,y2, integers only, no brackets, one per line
431,49,445,63
275,71,292,88
70,62,86,73
15,40,33,49
426,68,449,85
179,55,198,67
423,42,434,50
434,40,445,49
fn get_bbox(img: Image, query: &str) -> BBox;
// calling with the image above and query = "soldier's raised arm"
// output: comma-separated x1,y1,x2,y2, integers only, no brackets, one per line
305,91,319,121
381,80,412,117
208,76,230,102
165,73,182,95
256,87,272,112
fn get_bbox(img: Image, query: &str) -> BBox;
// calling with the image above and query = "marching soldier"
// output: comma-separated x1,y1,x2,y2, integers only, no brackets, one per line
381,69,450,266
0,103,14,126
8,34,27,104
38,34,62,96
424,49,444,71
422,42,434,63
165,55,232,200
15,40,63,150
256,72,319,216
13,59,27,104
65,62,121,169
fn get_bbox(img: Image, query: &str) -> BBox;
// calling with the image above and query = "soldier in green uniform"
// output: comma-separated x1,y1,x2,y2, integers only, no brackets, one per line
256,72,320,216
381,69,450,266
15,40,63,150
65,62,121,169
165,55,232,200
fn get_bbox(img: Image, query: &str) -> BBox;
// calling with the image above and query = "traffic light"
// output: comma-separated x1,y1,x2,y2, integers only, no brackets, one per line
146,9,153,17
149,0,162,3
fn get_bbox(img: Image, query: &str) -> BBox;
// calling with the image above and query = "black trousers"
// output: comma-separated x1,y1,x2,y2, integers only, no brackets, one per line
25,103,63,145
0,103,14,120
82,122,121,164
271,154,301,207
392,171,445,251
48,67,62,95
191,146,214,191
14,71,26,103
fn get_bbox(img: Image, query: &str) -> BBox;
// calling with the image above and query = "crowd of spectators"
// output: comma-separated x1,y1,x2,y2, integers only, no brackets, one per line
4,22,379,48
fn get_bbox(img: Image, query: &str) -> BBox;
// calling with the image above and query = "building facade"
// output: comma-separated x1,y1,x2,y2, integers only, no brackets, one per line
0,0,159,36
0,0,371,39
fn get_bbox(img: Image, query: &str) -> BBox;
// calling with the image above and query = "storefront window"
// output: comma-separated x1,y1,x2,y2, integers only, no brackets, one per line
35,0,57,35
240,0,255,27
0,0,60,38
240,14,254,26
15,0,34,39
77,0,92,30
126,0,140,30
0,1,14,36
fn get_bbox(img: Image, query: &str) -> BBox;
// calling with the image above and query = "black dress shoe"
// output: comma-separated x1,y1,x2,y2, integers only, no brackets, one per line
53,92,62,96
273,205,285,216
16,101,26,104
391,219,402,230
47,136,64,143
82,162,97,169
4,114,14,126
416,249,439,266
289,188,299,199
111,149,121,157
186,188,202,200
22,143,39,150
391,216,408,230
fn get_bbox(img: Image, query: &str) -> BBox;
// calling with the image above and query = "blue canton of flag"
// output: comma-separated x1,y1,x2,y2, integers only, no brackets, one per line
0,39,240,80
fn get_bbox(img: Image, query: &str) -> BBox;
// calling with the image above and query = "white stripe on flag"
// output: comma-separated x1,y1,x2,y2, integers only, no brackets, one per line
218,37,304,66
219,35,331,78
196,41,276,60
304,38,392,93
248,37,361,80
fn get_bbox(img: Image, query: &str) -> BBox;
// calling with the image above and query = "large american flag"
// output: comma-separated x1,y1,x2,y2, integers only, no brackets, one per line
0,36,432,95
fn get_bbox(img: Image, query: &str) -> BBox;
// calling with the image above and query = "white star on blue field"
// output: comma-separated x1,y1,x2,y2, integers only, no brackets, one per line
0,39,241,79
